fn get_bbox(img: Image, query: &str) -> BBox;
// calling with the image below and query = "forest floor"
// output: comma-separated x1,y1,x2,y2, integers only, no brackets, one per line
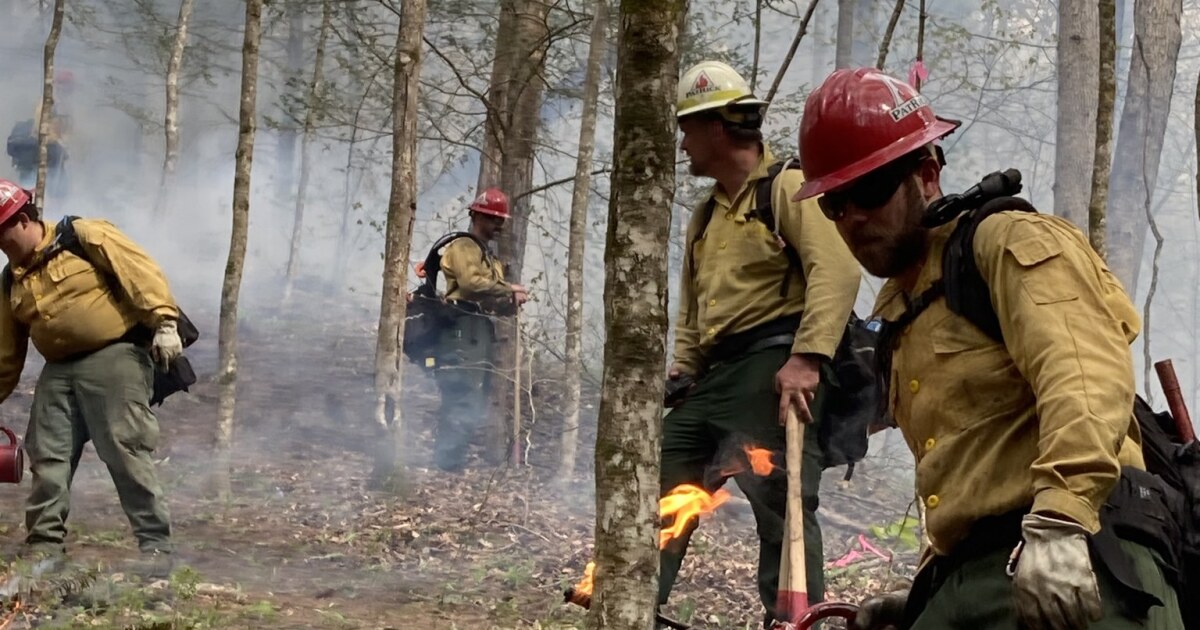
0,292,919,629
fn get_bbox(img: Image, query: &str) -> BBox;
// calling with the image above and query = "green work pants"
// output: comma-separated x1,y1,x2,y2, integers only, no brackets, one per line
433,312,495,471
658,345,825,623
908,538,1183,629
25,342,171,552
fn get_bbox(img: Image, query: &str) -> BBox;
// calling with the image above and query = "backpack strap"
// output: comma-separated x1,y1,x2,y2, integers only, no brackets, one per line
941,196,1037,341
756,158,805,297
422,231,490,294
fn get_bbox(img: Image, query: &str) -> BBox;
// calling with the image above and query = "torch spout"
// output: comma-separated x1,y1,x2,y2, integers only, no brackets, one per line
563,587,692,630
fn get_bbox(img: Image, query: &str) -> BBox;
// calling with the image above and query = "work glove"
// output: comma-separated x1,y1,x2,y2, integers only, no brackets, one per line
1011,513,1103,630
151,319,184,372
852,589,907,630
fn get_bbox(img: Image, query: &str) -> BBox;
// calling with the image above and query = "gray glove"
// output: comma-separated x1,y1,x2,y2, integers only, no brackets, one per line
853,589,907,630
150,319,183,371
1012,513,1103,630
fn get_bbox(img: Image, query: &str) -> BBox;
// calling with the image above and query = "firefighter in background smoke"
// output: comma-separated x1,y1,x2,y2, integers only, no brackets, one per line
5,71,73,194
0,180,179,576
661,60,861,626
792,68,1184,630
430,188,528,472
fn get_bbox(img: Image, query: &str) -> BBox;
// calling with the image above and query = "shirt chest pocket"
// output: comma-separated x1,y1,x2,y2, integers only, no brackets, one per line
44,255,105,310
728,219,786,272
920,314,1026,431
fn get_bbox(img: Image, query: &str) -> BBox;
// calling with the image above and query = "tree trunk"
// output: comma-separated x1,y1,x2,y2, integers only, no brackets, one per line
371,0,428,487
479,0,552,464
1088,0,1116,258
35,0,64,204
835,0,853,69
560,0,609,481
283,0,333,302
587,0,686,627
1054,0,1098,231
1105,0,1182,293
214,0,265,501
276,0,305,204
875,0,905,70
153,0,196,218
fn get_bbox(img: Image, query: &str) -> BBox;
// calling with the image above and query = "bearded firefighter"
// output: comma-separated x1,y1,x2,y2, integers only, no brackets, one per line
660,60,861,626
790,68,1184,630
430,188,528,472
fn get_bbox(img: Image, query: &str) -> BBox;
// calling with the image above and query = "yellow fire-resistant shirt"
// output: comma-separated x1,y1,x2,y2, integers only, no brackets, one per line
874,210,1144,557
673,148,861,373
439,236,510,302
0,219,179,400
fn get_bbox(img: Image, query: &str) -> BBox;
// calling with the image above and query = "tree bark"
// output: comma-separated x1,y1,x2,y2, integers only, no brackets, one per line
835,0,854,69
875,0,905,70
1054,0,1099,231
276,0,305,204
479,0,552,463
214,0,265,501
1088,0,1116,258
371,0,428,486
1105,0,1182,293
153,0,195,218
560,0,609,481
35,0,65,204
588,0,686,627
283,0,333,302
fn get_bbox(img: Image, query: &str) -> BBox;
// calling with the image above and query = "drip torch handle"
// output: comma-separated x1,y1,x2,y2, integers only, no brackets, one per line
1154,360,1196,444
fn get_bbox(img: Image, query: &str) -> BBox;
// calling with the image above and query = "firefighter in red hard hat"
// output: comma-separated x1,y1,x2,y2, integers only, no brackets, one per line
793,68,1183,630
426,187,528,471
0,179,181,576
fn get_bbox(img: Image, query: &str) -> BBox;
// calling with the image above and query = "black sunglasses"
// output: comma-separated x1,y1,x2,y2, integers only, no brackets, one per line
818,155,924,221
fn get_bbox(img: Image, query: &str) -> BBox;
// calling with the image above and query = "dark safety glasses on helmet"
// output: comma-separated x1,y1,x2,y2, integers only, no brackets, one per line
818,154,923,221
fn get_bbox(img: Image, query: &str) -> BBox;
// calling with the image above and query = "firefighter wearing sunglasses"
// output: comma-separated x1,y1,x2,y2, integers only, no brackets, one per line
793,68,1184,630
659,60,861,627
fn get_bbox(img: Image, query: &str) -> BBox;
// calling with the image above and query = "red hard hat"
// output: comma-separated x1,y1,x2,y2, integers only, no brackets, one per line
793,68,960,201
0,180,32,224
469,187,510,219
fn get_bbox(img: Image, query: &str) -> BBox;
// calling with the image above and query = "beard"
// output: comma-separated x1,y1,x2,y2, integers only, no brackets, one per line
847,181,929,278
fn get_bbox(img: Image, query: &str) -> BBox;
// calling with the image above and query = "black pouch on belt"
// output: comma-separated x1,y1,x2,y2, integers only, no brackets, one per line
1091,466,1180,618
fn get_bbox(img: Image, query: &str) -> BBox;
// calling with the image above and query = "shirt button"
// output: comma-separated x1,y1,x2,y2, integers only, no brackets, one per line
724,212,733,220
708,298,717,306
925,438,936,450
719,242,728,250
926,495,940,508
706,327,716,336
909,379,920,394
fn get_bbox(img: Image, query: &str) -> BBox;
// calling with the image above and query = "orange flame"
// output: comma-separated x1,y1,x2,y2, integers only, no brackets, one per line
574,561,596,597
719,445,777,477
572,484,733,602
746,447,775,476
658,484,731,548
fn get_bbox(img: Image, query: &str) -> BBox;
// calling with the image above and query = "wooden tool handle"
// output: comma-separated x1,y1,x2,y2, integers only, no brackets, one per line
776,407,809,623
1154,360,1196,444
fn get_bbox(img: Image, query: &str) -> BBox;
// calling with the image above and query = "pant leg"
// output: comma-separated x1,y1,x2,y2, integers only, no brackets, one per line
24,361,86,549
910,540,1184,630
72,343,171,550
712,346,826,620
657,379,719,608
433,314,493,470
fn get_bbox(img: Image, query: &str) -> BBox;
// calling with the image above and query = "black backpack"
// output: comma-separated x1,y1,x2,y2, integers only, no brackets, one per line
401,232,490,364
692,159,881,478
880,169,1200,622
2,216,200,406
6,119,37,167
